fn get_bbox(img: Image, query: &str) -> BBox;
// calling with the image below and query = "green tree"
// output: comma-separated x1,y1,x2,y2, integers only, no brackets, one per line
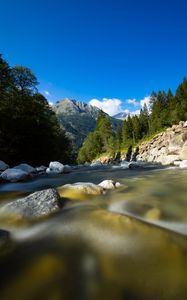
139,103,149,137
115,123,122,150
0,55,72,165
11,65,38,95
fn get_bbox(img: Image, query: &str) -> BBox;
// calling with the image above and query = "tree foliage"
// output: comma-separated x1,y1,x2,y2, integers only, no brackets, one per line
0,54,72,165
77,111,115,163
78,77,187,164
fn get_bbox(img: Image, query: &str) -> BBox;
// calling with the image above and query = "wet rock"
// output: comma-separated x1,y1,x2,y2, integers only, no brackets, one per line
120,160,129,169
90,161,103,167
1,168,31,182
128,161,142,169
144,208,161,220
98,180,121,189
0,189,61,218
58,182,104,200
14,163,36,174
46,161,64,174
0,160,9,171
36,166,47,175
63,165,72,173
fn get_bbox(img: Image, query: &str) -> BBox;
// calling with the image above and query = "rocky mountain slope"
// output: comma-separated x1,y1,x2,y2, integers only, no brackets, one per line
137,121,187,165
112,112,127,120
53,98,121,151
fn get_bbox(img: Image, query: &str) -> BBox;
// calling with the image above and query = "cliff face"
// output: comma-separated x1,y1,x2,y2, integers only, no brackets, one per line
137,121,187,165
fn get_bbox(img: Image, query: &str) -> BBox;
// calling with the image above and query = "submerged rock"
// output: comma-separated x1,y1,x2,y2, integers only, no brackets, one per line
144,208,161,220
46,161,64,174
0,189,61,218
0,160,9,171
58,182,104,200
1,168,31,182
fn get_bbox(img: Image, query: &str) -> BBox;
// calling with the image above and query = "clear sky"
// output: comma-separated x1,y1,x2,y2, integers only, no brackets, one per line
0,0,187,115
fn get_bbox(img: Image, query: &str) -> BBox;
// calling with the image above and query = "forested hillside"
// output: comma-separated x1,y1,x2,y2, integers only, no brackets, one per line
78,78,187,163
0,55,72,165
53,98,122,152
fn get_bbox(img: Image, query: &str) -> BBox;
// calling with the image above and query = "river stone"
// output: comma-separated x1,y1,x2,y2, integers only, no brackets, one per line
36,166,47,174
58,182,104,200
1,168,31,182
98,180,121,189
0,160,9,171
14,163,36,174
46,161,64,174
0,189,61,218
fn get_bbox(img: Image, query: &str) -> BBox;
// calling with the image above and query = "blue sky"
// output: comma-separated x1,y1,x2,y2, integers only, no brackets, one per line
0,0,187,115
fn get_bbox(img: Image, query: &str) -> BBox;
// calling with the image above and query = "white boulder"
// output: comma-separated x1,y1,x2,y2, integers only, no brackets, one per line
1,168,30,182
46,161,64,174
0,160,9,171
98,180,121,189
179,160,187,168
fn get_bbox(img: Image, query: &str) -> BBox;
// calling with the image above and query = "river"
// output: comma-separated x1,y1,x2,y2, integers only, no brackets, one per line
0,165,187,300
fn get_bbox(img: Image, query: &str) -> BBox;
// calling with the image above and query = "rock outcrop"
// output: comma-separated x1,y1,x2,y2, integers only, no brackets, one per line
137,121,187,165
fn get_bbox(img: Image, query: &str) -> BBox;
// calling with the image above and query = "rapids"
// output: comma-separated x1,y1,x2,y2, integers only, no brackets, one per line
0,166,187,300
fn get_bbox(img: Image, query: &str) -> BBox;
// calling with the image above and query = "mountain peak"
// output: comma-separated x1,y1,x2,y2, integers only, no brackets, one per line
53,98,122,151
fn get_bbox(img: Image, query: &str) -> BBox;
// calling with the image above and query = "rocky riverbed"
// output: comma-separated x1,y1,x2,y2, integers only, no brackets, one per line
0,165,187,299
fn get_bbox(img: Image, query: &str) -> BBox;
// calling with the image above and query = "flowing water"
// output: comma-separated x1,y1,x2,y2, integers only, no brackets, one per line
0,166,187,300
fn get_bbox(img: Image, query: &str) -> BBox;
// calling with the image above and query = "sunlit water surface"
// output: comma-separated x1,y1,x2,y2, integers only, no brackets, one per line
0,166,187,300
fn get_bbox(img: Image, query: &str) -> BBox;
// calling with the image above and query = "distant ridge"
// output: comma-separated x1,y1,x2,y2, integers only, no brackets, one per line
112,112,128,120
53,98,121,151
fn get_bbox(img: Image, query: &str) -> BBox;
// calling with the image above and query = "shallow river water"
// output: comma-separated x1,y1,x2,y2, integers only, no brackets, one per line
0,166,187,300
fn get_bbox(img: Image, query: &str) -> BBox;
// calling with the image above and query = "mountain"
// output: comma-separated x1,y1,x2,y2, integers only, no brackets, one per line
113,112,128,120
53,98,121,151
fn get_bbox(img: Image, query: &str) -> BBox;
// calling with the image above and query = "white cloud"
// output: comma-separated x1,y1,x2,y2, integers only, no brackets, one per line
89,98,122,116
127,98,139,106
48,101,53,106
130,109,141,116
140,96,151,109
44,90,51,96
